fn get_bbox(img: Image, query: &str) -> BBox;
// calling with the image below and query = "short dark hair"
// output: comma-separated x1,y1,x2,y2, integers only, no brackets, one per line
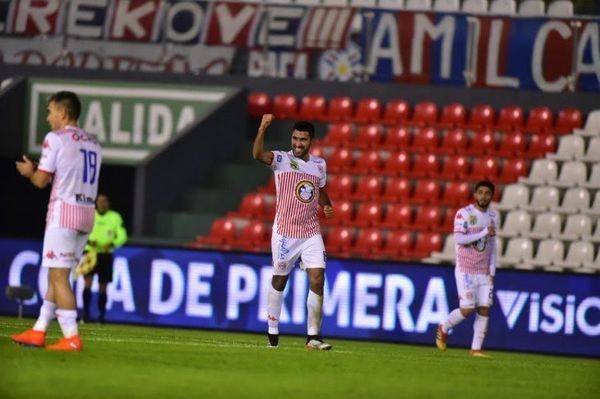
474,180,495,194
293,121,315,139
48,91,81,121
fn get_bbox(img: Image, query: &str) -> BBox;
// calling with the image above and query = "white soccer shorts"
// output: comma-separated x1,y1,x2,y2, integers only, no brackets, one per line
271,232,326,276
455,269,494,308
41,227,89,268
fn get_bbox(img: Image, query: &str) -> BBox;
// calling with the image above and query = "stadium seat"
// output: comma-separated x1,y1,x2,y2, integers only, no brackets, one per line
489,0,516,14
435,128,469,155
526,134,557,159
433,0,460,11
438,103,467,128
531,239,565,268
468,104,495,129
496,131,527,157
574,110,600,137
327,148,354,173
272,94,298,119
323,123,353,147
498,158,529,183
526,106,554,134
382,126,411,150
554,187,591,214
462,0,488,13
352,228,384,257
331,200,354,226
355,124,384,149
439,207,458,233
582,164,600,189
352,175,383,201
411,179,442,204
382,151,412,176
381,203,413,229
467,130,496,155
231,221,270,252
554,108,582,134
353,202,384,227
469,156,499,180
195,218,237,248
410,206,443,232
547,0,574,17
524,212,562,240
326,96,353,122
428,234,456,263
378,0,406,10
548,161,587,188
547,134,585,161
581,136,600,162
498,237,534,269
556,214,592,241
412,127,440,153
519,159,558,185
381,230,413,258
353,149,382,174
554,241,595,270
411,101,438,126
440,181,471,206
411,154,441,178
354,98,382,123
298,94,326,121
326,226,354,255
518,0,545,15
328,174,354,200
523,186,560,212
406,0,432,10
248,92,271,118
409,232,443,258
229,193,267,218
496,105,524,131
439,155,470,179
381,177,412,202
582,220,600,244
495,183,529,211
498,210,532,238
381,99,410,125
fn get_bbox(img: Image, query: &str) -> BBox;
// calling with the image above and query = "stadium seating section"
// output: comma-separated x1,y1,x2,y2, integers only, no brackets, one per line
192,92,598,273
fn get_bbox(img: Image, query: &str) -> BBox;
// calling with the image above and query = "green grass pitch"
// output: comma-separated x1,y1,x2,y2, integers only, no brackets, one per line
0,316,598,399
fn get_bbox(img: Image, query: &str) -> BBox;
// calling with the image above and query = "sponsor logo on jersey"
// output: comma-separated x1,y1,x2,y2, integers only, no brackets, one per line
290,159,299,170
44,250,57,259
277,155,282,163
295,180,316,203
469,215,477,225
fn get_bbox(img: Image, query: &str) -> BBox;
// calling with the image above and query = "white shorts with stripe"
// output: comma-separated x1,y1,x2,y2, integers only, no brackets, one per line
41,227,89,268
271,232,326,276
455,268,494,308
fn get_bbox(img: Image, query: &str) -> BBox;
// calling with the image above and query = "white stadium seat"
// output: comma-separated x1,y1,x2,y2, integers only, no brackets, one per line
519,159,558,185
462,0,488,13
552,187,591,214
378,0,405,10
574,110,600,137
495,183,529,211
498,210,532,238
582,219,600,244
547,0,574,17
532,239,565,269
547,135,585,161
523,186,560,212
548,161,588,189
351,0,377,7
406,0,432,10
489,0,516,15
499,237,534,269
555,241,595,271
433,0,460,12
518,0,545,16
581,137,600,162
582,164,600,189
524,212,562,240
556,214,593,241
584,191,600,217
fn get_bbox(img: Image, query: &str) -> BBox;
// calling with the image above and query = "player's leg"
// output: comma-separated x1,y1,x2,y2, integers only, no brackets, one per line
97,253,114,323
437,269,476,351
470,275,493,357
82,272,93,323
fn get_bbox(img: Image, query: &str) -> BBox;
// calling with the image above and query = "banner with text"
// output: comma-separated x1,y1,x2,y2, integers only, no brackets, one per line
1,239,598,357
25,78,231,164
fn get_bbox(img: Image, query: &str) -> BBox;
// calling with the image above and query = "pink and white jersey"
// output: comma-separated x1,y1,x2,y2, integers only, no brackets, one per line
38,126,102,233
270,150,326,238
454,204,498,274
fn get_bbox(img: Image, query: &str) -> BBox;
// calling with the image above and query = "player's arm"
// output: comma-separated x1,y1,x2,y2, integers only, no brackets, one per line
319,186,334,218
252,114,275,166
489,215,499,283
114,213,128,248
15,155,52,189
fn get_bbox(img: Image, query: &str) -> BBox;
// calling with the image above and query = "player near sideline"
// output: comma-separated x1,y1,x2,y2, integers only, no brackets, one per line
436,180,498,357
12,91,102,351
253,114,335,350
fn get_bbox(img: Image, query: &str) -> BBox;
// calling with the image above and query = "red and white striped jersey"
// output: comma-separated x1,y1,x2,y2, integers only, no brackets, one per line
38,126,102,233
270,151,326,238
454,204,498,274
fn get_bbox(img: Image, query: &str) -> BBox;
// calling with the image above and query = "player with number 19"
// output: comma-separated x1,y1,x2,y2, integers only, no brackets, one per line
12,91,102,351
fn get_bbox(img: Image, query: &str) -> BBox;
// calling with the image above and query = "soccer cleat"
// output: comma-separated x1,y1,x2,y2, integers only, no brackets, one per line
11,329,46,348
305,335,332,351
436,324,448,351
46,335,83,352
470,350,490,358
267,333,279,348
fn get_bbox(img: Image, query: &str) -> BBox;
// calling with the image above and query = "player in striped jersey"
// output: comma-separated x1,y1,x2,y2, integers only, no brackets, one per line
12,91,102,351
436,180,498,357
253,114,334,350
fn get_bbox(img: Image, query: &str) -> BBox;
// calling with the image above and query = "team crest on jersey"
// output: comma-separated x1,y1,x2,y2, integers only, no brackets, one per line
295,180,316,203
469,215,477,225
290,159,299,170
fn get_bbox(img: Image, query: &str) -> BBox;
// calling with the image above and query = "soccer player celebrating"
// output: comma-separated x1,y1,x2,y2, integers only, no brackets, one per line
253,114,334,350
436,180,498,357
12,91,102,351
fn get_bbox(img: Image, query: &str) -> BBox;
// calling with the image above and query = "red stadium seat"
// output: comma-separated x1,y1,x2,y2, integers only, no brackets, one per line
554,108,583,134
331,199,354,226
440,181,471,206
322,123,353,147
326,226,354,255
355,124,384,149
382,99,410,125
525,106,554,134
434,128,469,155
381,177,412,202
327,148,354,173
411,127,440,153
327,174,354,200
438,102,467,128
353,149,382,174
467,130,496,155
352,175,383,201
411,153,441,178
354,97,382,123
272,93,298,119
498,158,529,183
526,134,557,158
408,232,443,258
231,221,270,252
381,230,413,258
409,205,443,231
438,209,457,234
229,193,266,218
326,96,353,122
382,151,411,176
353,202,384,227
496,105,524,131
248,92,271,118
381,203,413,229
382,126,411,150
194,217,237,248
411,101,438,126
439,155,470,180
468,104,495,129
298,94,326,121
469,156,499,180
411,179,442,204
352,227,384,257
496,131,527,157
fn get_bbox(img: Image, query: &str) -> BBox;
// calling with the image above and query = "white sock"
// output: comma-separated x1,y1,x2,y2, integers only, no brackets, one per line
267,286,284,335
56,309,79,338
442,309,467,333
307,290,324,336
33,300,56,332
471,314,489,350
